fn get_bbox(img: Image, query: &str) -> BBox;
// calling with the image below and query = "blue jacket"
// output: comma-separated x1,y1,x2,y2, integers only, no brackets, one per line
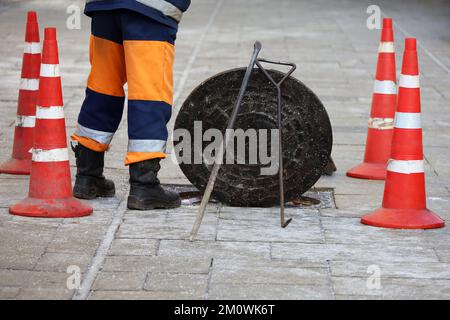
85,0,191,29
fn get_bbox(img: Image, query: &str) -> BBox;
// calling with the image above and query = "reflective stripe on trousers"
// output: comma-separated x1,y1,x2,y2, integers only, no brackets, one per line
74,124,114,145
86,0,184,22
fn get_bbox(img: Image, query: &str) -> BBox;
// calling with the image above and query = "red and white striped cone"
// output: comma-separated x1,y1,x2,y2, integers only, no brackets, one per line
347,18,397,180
361,38,444,229
0,12,40,175
9,28,93,218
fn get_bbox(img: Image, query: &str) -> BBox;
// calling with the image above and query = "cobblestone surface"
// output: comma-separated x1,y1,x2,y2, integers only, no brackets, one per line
0,0,449,300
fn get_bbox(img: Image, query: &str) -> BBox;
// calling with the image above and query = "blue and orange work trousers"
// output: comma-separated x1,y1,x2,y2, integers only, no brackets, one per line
72,9,176,165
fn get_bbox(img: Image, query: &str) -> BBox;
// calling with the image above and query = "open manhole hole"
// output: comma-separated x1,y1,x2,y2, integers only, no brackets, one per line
163,184,335,209
287,187,335,209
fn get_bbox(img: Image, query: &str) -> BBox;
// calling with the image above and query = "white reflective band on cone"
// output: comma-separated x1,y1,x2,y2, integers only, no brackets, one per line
24,42,41,54
75,124,114,145
378,42,394,53
15,115,36,128
19,78,39,91
373,80,396,94
40,64,60,77
399,74,420,88
36,106,65,119
394,112,421,129
32,148,69,162
128,139,167,153
368,117,394,130
387,159,424,174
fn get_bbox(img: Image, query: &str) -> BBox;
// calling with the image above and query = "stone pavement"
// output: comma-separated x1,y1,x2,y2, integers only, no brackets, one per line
0,0,449,300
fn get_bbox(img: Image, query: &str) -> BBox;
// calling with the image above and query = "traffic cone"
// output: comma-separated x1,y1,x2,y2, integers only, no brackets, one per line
347,18,397,180
361,38,444,229
9,28,93,218
0,12,40,175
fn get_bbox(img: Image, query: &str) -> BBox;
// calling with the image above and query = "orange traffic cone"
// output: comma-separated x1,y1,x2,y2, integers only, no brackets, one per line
9,28,93,218
0,12,40,175
347,18,397,180
361,38,444,229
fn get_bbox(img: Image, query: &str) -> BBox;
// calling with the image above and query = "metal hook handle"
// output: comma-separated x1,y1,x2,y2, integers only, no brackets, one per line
256,58,297,87
255,59,297,228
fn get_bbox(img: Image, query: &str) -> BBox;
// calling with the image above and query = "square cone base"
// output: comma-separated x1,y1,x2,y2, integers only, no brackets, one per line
361,207,445,229
9,197,93,218
0,158,31,175
346,162,387,180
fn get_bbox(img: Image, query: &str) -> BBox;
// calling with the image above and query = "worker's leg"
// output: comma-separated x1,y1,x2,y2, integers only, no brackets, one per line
72,11,126,150
121,10,180,209
71,11,126,199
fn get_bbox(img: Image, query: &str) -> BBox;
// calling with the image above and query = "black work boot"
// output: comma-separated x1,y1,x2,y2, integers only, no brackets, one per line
72,143,115,200
127,159,181,210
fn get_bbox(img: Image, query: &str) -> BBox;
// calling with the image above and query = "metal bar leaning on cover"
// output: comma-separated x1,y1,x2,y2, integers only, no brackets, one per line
189,41,263,241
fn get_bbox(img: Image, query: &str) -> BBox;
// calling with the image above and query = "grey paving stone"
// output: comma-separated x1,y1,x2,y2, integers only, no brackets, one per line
93,271,147,291
45,235,101,256
321,216,449,247
117,219,217,241
90,290,204,300
144,273,208,295
34,252,92,273
121,208,167,220
426,196,450,213
102,256,211,274
61,210,115,225
117,206,218,241
271,243,439,263
55,221,109,238
211,262,329,286
0,249,45,270
0,218,58,240
10,215,63,227
0,220,55,269
330,260,450,280
435,246,450,263
334,194,382,211
0,286,20,299
219,206,319,221
320,208,365,219
158,240,271,260
334,294,385,300
216,215,323,243
16,287,75,300
332,276,450,299
213,257,326,270
85,197,122,211
0,269,70,289
44,221,108,256
109,238,159,256
320,177,385,197
0,178,30,207
208,283,333,300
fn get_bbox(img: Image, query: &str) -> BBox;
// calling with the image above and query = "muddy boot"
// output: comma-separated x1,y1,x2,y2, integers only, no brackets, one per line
72,143,115,200
127,159,181,210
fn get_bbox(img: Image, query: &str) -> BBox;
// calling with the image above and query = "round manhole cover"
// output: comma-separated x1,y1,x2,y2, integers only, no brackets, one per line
174,68,332,207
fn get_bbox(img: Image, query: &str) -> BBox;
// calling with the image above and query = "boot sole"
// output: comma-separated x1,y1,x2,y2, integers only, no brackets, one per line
127,196,181,210
73,186,116,200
